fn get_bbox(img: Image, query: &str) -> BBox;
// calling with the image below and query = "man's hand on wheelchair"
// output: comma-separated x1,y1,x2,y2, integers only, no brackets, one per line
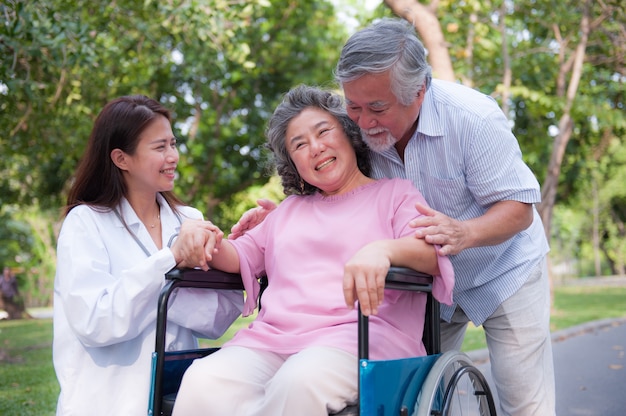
343,242,391,316
229,199,277,240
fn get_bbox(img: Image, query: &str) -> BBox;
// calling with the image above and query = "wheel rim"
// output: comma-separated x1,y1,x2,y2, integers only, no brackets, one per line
415,351,496,416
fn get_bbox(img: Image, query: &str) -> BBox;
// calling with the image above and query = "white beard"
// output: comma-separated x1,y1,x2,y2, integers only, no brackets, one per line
362,128,397,153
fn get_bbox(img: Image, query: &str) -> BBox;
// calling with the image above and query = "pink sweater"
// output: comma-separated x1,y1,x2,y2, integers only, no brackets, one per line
226,178,454,360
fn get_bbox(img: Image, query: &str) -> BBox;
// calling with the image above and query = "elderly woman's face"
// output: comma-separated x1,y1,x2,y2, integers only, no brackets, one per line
285,107,362,196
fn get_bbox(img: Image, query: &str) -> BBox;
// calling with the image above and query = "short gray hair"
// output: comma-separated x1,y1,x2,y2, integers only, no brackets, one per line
335,18,432,106
266,85,371,196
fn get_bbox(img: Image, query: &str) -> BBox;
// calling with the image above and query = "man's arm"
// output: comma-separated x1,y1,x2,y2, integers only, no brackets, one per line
228,199,277,240
410,200,534,256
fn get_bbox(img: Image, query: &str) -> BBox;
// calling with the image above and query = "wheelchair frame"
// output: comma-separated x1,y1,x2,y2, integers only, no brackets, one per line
148,267,496,416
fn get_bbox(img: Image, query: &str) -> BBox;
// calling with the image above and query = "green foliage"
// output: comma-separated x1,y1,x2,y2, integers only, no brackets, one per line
2,0,626,308
17,211,57,307
215,175,285,232
0,204,57,307
1,0,349,304
550,205,587,277
1,0,348,214
1,0,99,209
0,210,33,265
411,0,626,275
159,0,349,218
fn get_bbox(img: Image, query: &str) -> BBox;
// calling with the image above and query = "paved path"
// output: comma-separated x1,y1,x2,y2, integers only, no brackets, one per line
469,317,626,415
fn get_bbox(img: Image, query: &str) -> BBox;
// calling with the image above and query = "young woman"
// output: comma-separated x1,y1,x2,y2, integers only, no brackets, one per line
53,95,243,415
173,86,454,416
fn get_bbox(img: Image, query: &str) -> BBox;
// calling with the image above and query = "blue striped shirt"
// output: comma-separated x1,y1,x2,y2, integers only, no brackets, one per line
369,79,550,325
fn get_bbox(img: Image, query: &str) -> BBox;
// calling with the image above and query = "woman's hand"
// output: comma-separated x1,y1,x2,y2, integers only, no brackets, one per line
343,234,441,315
171,220,223,271
343,241,391,316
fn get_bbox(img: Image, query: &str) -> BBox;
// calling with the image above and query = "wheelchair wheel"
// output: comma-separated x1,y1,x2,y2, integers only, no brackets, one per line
414,351,496,416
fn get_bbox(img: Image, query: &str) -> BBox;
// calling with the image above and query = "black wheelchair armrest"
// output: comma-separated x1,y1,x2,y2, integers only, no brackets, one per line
385,266,433,291
165,268,245,290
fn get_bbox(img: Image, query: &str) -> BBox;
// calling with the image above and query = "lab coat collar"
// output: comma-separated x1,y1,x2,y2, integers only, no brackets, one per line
115,194,178,230
116,197,140,228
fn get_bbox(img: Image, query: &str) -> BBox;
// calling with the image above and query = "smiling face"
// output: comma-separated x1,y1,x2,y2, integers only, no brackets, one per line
286,107,367,196
342,70,424,153
113,114,179,198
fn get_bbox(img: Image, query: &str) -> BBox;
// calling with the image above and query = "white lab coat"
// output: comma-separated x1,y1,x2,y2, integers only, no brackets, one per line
53,195,243,415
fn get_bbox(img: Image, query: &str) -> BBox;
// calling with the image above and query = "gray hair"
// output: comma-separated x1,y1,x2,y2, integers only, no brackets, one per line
266,85,371,196
335,18,432,106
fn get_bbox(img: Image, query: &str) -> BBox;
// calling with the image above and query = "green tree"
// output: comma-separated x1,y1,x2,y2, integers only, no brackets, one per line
0,0,349,305
156,0,348,221
377,0,626,276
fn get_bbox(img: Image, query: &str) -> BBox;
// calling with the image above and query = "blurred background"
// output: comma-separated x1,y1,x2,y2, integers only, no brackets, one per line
1,0,625,309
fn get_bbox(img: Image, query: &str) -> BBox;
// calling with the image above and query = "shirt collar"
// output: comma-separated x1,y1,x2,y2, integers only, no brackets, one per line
416,80,444,138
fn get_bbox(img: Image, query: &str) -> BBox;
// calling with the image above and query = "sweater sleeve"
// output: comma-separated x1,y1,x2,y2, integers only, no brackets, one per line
390,179,455,306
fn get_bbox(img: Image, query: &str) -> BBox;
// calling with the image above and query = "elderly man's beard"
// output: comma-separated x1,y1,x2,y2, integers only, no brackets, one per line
361,127,397,153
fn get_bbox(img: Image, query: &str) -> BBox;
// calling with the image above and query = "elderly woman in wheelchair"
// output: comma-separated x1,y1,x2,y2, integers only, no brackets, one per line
165,85,456,416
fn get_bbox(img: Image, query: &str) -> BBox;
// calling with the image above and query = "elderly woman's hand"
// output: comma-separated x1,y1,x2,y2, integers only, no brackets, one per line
343,241,391,316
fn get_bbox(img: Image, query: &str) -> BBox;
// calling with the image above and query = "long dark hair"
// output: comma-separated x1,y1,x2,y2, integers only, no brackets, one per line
64,95,183,216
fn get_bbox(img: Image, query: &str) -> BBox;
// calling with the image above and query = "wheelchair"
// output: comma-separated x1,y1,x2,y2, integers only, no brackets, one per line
148,267,497,416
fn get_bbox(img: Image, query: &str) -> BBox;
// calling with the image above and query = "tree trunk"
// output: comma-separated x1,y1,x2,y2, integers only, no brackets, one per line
537,1,591,238
539,113,574,236
498,3,512,117
592,178,602,276
383,0,456,81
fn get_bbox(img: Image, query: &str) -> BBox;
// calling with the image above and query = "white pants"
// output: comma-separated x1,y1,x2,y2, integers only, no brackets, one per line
440,258,556,416
172,345,358,416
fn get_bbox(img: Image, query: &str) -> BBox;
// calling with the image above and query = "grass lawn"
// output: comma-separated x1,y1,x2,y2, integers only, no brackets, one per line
0,319,58,416
460,285,626,351
1,284,625,415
